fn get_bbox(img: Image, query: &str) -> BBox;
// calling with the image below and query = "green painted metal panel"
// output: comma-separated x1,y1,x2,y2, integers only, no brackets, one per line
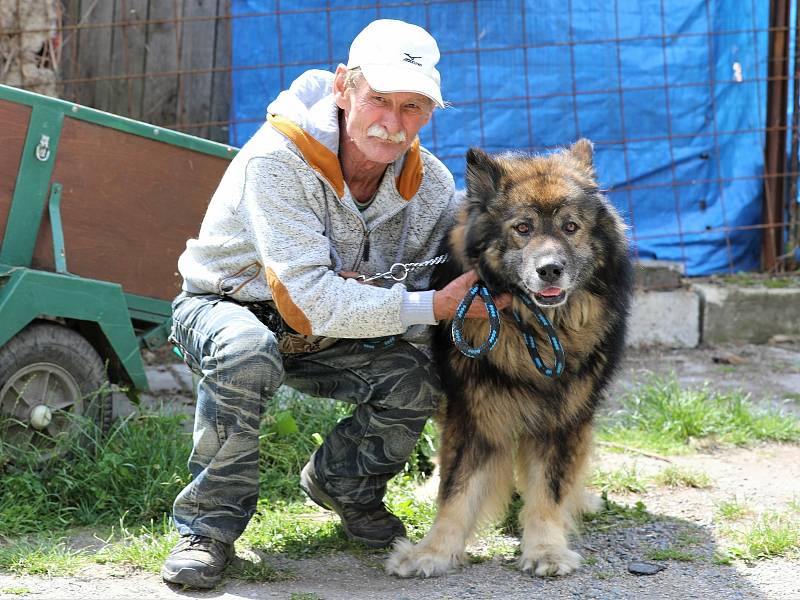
0,266,149,390
0,84,238,160
0,104,63,266
47,183,67,273
125,293,173,319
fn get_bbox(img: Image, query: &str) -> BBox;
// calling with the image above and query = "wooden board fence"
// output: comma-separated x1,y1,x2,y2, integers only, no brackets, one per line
60,0,231,143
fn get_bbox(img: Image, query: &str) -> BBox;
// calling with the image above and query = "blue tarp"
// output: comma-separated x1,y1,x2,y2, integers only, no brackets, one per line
230,0,768,275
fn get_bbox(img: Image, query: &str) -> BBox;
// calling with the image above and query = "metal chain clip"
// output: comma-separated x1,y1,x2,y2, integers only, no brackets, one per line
356,253,448,283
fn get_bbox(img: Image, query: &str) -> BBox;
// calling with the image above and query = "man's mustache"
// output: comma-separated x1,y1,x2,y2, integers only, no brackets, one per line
367,124,406,143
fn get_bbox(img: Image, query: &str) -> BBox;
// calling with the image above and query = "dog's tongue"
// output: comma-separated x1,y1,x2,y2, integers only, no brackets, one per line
538,287,563,297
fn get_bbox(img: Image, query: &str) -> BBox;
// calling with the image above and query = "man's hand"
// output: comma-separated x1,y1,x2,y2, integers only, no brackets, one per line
433,270,511,321
339,270,364,282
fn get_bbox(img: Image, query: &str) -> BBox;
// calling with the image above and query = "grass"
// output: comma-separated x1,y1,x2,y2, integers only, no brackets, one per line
645,547,697,562
0,537,87,576
713,271,800,288
0,412,193,537
0,385,437,577
93,515,179,573
2,376,797,579
598,376,800,454
725,512,800,561
589,464,649,493
0,588,32,596
652,465,711,489
582,495,651,532
715,498,751,522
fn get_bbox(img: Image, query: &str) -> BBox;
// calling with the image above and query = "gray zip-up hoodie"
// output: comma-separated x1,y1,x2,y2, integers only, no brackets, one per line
178,69,456,339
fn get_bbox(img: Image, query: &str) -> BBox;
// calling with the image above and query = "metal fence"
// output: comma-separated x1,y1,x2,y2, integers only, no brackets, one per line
2,0,799,274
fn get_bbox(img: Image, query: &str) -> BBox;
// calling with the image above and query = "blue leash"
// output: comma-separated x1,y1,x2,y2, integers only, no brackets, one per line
512,291,566,377
451,283,501,358
451,282,565,378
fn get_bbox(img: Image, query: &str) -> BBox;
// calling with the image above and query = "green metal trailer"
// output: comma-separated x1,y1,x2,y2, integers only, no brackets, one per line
0,83,236,454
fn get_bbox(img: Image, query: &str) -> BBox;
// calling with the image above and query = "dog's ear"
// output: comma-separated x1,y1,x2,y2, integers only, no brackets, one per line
465,148,504,205
569,139,595,174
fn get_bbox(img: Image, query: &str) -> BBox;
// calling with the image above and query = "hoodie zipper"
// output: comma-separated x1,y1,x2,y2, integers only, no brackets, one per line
362,231,370,262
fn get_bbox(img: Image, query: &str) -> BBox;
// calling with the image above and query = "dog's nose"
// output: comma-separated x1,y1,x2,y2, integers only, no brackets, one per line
536,262,563,284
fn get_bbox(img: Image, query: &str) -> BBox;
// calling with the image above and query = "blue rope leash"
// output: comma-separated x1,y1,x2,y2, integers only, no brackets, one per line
512,292,566,378
451,283,501,358
451,282,565,378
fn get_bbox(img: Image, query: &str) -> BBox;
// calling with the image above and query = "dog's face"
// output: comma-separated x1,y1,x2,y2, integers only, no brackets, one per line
453,140,621,308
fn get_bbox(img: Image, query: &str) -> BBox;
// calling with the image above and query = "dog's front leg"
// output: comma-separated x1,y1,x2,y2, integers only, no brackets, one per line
386,431,513,578
516,423,593,577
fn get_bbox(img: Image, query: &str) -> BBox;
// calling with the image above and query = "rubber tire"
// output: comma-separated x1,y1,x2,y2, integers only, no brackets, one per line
0,322,113,449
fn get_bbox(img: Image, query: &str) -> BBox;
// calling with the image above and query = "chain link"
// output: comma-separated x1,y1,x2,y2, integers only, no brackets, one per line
356,254,448,283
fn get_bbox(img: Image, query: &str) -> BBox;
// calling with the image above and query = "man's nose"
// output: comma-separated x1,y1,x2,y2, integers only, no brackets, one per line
381,109,402,133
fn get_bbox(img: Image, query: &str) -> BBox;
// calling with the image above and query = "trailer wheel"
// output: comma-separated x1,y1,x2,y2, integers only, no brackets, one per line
0,323,112,464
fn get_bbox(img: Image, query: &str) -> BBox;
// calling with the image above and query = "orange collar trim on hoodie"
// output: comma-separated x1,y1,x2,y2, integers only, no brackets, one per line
268,113,423,201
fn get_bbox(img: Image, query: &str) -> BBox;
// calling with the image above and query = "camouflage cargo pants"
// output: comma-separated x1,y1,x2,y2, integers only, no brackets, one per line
168,292,442,544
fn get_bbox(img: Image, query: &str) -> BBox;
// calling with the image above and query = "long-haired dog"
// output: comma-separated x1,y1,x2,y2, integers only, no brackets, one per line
386,140,633,577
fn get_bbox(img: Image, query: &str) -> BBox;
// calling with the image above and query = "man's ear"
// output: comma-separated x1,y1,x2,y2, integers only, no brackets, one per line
333,65,349,110
465,148,504,206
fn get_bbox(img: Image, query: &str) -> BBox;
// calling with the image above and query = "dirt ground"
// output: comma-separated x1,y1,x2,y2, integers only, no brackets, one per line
1,341,799,600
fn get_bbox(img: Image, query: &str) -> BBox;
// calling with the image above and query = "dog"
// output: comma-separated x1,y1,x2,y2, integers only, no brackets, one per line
386,140,633,578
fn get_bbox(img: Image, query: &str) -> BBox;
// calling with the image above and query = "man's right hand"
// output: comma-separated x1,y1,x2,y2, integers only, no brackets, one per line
433,270,511,321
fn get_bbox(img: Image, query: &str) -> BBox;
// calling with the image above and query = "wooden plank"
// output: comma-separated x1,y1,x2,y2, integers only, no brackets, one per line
108,0,149,120
0,100,32,247
75,0,116,110
59,0,83,102
178,0,218,138
142,0,182,126
35,116,229,300
208,0,232,144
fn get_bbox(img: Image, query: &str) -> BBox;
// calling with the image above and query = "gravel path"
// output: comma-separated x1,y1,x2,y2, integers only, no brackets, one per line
2,342,799,600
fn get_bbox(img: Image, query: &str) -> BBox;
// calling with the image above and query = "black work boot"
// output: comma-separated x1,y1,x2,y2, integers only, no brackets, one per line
300,460,406,548
161,534,235,589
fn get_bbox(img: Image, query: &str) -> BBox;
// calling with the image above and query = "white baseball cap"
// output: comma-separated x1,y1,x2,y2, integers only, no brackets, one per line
346,19,445,108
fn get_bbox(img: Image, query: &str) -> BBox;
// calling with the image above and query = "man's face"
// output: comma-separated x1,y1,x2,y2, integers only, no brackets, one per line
335,70,434,164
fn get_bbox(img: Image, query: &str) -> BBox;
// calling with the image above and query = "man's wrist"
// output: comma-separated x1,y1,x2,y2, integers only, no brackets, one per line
400,290,438,327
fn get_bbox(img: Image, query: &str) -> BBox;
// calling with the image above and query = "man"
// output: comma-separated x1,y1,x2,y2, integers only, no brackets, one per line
161,19,507,589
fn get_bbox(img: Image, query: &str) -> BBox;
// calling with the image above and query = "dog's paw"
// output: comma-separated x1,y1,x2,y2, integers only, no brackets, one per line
519,546,582,577
385,538,461,578
580,490,603,514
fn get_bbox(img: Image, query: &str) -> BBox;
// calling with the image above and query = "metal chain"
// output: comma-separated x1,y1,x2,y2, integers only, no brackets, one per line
357,253,448,283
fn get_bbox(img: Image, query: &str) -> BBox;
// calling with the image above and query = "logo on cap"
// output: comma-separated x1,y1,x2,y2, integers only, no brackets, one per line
403,53,423,67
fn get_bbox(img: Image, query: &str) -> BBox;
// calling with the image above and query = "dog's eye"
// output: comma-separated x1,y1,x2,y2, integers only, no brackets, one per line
563,221,579,234
514,222,531,235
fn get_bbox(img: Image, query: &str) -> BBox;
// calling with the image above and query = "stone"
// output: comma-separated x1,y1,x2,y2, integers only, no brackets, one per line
627,561,666,576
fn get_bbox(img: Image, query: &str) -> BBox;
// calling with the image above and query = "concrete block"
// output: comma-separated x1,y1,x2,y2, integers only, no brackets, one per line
634,260,685,290
694,283,800,344
627,288,700,347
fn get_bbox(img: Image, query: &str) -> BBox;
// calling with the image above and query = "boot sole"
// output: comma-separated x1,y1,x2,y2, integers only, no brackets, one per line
161,564,223,589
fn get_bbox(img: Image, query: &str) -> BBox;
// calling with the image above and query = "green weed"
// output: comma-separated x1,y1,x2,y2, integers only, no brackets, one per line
0,588,31,596
0,412,192,537
589,464,649,494
598,376,800,454
652,465,711,489
715,498,751,522
94,515,179,573
0,537,86,576
726,512,800,561
645,547,697,561
582,494,651,532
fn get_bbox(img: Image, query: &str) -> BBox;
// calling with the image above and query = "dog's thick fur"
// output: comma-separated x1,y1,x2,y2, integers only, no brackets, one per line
386,140,633,578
